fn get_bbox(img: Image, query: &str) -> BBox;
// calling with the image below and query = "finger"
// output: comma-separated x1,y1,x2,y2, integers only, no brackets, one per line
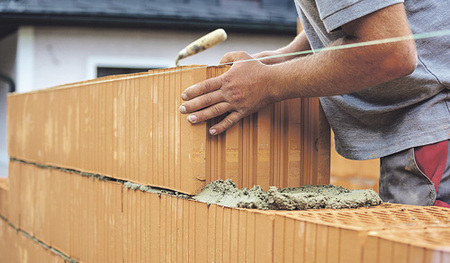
182,77,222,101
180,91,223,114
219,52,238,64
209,111,243,135
186,102,232,124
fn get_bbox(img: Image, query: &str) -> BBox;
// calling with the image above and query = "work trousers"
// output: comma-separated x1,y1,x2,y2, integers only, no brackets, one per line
379,139,450,207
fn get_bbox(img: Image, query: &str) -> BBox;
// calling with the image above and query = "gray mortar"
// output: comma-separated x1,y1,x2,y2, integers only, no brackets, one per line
123,181,191,199
193,179,382,210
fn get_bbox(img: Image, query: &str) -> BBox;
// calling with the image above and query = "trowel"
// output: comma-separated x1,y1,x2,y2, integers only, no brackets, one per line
175,28,228,66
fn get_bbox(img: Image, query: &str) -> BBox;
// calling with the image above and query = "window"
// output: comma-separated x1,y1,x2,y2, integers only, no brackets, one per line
86,56,172,80
96,67,159,78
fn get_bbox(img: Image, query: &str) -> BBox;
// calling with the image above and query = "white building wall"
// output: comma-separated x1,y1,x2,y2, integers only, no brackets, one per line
16,27,35,93
32,26,292,89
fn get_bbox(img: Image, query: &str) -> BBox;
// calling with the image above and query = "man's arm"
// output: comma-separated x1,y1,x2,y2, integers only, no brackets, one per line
179,3,417,135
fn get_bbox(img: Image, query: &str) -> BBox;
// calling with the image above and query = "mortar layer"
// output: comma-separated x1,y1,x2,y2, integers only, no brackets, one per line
193,179,382,210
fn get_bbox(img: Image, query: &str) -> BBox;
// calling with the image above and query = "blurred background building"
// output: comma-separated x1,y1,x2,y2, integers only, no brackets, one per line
0,0,297,177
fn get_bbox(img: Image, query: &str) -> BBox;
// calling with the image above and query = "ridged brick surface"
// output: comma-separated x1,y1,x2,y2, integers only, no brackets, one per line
7,66,329,194
364,227,450,263
1,160,449,263
0,218,64,263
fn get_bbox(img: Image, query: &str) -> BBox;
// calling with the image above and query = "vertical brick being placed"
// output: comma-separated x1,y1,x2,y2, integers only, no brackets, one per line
8,65,329,195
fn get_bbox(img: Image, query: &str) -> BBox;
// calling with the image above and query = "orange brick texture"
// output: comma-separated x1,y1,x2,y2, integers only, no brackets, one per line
0,219,64,263
1,161,449,263
7,66,329,195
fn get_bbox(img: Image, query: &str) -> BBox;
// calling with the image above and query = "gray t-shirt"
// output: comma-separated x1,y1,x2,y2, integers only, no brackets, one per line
294,0,450,160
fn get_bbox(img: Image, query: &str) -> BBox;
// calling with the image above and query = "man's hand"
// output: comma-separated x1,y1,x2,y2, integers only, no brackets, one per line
179,51,275,135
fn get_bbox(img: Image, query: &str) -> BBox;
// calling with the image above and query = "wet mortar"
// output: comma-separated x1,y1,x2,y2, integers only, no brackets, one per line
193,179,382,210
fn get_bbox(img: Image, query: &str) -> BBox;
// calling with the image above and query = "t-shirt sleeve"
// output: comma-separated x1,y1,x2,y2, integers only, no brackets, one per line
316,0,404,32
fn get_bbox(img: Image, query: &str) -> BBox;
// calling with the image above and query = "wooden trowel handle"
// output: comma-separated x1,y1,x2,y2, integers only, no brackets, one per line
176,28,227,66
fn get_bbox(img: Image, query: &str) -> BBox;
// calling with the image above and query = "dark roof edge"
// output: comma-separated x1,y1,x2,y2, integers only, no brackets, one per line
0,13,296,35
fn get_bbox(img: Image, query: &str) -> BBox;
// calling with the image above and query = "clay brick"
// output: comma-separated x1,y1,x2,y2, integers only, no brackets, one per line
379,238,394,263
195,201,209,262
149,191,161,262
254,212,274,263
0,178,9,219
246,210,257,263
362,233,379,263
222,207,232,263
326,226,340,263
273,215,285,262
365,227,450,263
230,208,240,263
8,66,329,195
304,221,317,262
0,218,65,263
340,229,362,263
6,160,21,228
207,203,216,262
275,204,450,263
283,217,295,263
410,247,426,263
3,161,450,263
8,161,52,241
5,161,124,262
293,220,306,263
392,242,409,263
49,168,71,255
215,201,224,263
188,198,195,262
315,224,328,263
237,209,247,263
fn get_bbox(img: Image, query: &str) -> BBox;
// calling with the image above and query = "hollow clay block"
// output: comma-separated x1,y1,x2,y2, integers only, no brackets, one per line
0,220,65,263
0,178,9,220
4,160,450,263
8,65,329,195
364,227,450,263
